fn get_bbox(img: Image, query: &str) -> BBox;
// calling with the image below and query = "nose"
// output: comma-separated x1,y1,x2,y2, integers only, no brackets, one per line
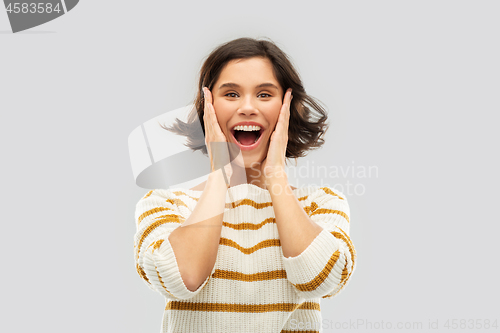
237,95,258,117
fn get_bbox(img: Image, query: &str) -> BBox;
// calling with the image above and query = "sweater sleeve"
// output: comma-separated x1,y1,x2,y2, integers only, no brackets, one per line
133,189,212,300
281,187,356,300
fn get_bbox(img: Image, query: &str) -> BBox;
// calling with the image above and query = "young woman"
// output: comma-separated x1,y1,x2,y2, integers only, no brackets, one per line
134,37,356,333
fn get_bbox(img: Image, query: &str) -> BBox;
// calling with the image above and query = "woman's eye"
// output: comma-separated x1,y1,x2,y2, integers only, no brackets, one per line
224,92,271,98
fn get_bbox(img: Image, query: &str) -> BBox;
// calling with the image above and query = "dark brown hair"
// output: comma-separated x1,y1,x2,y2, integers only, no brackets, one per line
161,37,329,159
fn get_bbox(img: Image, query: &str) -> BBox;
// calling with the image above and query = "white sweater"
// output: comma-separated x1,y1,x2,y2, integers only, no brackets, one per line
134,183,356,333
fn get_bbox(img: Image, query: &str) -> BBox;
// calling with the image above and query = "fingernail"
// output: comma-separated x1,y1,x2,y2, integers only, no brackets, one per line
202,87,206,98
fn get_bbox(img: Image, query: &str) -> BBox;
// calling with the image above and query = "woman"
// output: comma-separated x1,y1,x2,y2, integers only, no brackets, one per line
134,37,356,333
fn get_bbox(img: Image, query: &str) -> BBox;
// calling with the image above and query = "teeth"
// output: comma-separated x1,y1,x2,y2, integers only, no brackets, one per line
233,125,262,145
233,125,261,131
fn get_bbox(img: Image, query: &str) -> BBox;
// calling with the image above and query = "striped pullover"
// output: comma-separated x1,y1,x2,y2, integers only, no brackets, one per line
134,183,356,333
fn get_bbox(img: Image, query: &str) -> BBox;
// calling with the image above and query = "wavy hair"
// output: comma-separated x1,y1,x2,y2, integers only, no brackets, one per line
161,37,329,159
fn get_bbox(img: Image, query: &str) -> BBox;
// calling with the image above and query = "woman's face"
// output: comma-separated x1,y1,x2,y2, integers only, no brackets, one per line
211,57,284,168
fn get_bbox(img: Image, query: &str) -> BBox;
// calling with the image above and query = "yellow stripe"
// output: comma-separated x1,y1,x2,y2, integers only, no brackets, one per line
282,330,319,333
226,199,273,209
136,238,169,286
136,263,150,284
338,228,355,253
330,231,356,269
321,266,349,299
136,215,184,258
151,239,164,252
341,263,349,281
321,187,344,200
153,213,182,221
172,191,280,206
135,197,184,287
165,301,315,313
321,230,356,299
292,250,341,292
222,217,275,230
310,208,349,223
298,195,308,201
137,207,173,224
143,190,153,199
304,202,318,215
219,238,281,254
212,269,287,281
172,191,199,201
155,265,175,297
297,301,321,311
166,198,188,208
157,197,273,210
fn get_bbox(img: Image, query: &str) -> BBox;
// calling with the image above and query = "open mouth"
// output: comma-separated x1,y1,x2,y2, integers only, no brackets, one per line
231,125,264,148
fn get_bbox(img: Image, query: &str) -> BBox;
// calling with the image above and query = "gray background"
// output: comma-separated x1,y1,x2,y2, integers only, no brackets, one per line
1,1,498,332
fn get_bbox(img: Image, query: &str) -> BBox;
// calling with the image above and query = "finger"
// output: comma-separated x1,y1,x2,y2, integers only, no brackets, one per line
279,92,290,121
276,98,289,134
203,88,214,147
204,88,216,128
286,89,292,119
283,89,292,132
272,112,284,138
204,89,216,132
203,87,209,123
286,95,291,126
207,103,219,134
205,87,213,105
207,101,224,136
281,88,292,115
209,99,220,137
202,88,209,132
204,91,227,143
287,89,292,120
271,91,290,146
203,87,210,114
283,88,292,103
203,92,210,134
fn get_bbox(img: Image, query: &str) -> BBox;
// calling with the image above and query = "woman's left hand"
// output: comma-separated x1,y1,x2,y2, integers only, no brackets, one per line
261,88,293,188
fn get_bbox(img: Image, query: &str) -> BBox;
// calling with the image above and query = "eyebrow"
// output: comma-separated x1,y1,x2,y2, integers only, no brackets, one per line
218,82,280,91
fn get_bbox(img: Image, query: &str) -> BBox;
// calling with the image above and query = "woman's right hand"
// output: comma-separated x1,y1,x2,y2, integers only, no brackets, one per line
202,87,233,181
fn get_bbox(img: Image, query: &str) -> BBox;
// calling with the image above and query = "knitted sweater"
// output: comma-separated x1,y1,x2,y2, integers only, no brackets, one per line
134,183,356,333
